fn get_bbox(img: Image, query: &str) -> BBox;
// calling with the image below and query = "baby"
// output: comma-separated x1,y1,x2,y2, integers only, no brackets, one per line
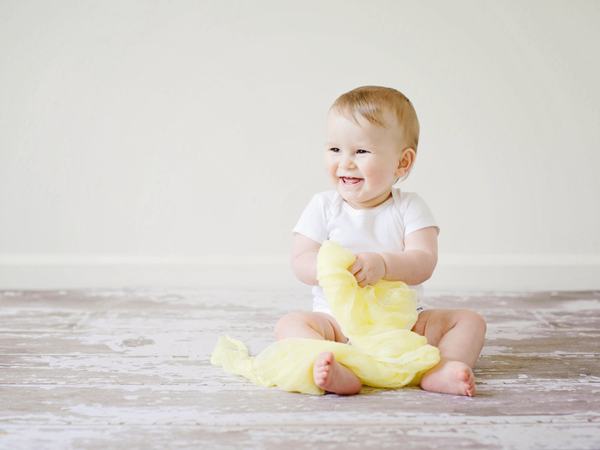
275,86,486,396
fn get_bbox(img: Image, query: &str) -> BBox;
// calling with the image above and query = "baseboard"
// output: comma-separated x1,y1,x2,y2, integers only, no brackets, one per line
428,254,600,292
0,254,599,291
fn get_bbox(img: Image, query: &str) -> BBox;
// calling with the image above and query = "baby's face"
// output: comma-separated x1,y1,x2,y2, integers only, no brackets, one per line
325,109,407,209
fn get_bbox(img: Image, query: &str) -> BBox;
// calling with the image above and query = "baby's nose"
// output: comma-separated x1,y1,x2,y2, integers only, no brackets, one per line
341,156,356,168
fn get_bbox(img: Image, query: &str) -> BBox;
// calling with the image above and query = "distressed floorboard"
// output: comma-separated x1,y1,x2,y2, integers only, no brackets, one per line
1,288,599,449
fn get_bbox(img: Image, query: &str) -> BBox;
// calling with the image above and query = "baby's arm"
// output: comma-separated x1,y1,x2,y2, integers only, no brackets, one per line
381,226,438,285
291,232,320,285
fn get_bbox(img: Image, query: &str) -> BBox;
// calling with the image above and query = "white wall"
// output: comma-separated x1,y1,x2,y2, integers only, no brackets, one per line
1,0,599,291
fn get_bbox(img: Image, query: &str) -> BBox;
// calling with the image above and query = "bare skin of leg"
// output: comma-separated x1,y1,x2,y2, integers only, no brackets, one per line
411,309,487,397
274,311,362,395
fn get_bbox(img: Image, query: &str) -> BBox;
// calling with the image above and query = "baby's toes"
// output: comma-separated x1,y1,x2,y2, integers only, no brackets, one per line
468,378,476,396
456,366,473,396
465,383,475,397
465,374,476,396
323,351,334,365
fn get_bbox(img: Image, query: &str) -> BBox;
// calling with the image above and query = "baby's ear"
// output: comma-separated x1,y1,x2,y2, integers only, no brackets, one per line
396,148,416,176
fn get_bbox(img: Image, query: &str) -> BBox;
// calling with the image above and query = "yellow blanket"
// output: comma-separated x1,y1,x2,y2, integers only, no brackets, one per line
210,240,440,395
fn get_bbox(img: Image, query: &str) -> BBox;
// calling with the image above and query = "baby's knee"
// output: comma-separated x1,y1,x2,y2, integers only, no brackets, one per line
274,311,311,339
458,310,487,336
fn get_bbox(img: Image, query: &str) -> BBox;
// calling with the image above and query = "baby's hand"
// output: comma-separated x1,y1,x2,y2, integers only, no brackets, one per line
349,253,386,288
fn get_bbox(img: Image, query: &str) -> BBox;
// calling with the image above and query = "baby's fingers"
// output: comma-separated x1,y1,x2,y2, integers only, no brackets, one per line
355,270,367,287
349,261,362,275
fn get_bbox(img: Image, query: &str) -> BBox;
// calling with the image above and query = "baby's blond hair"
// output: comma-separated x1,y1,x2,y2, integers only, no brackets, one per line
330,85,420,153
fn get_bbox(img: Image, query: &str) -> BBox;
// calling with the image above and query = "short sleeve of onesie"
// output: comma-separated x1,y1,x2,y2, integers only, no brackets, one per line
401,192,440,237
292,194,329,243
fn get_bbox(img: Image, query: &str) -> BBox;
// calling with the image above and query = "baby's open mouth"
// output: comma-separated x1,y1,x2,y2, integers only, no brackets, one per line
340,177,363,185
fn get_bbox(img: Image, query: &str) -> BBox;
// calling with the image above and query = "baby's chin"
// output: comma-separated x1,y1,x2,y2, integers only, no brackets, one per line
335,186,357,200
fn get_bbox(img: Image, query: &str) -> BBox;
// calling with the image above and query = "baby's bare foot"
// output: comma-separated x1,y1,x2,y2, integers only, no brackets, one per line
313,351,362,395
420,359,476,397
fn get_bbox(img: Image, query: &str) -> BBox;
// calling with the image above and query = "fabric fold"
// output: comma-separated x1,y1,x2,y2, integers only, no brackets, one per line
211,240,440,395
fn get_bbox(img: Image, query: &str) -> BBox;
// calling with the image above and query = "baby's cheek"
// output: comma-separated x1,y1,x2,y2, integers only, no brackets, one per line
365,166,389,183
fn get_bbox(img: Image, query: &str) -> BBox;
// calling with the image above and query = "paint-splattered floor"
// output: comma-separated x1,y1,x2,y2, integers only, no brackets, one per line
1,288,599,449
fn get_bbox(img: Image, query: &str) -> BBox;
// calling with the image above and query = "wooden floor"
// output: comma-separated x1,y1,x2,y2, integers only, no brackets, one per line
1,287,599,449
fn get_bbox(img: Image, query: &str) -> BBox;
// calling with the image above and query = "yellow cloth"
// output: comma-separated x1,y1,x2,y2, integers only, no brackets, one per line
210,240,440,395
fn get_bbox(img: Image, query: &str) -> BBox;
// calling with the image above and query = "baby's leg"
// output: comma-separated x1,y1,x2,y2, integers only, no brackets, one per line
274,311,348,342
274,311,361,395
411,309,487,397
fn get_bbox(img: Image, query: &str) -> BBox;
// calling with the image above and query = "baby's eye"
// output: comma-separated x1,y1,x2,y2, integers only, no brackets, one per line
329,147,340,153
356,149,370,154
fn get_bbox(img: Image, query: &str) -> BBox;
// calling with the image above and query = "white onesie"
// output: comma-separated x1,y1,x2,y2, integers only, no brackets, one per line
292,187,439,314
